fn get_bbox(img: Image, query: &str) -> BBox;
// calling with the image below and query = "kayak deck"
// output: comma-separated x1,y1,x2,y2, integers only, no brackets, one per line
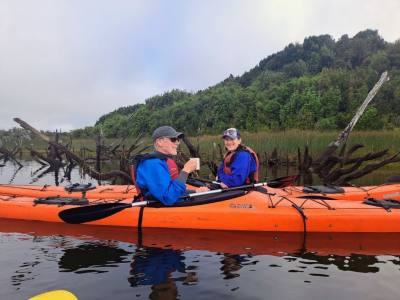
0,184,136,199
274,183,400,201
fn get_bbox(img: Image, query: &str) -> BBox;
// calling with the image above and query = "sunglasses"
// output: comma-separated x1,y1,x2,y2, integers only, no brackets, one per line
168,137,181,143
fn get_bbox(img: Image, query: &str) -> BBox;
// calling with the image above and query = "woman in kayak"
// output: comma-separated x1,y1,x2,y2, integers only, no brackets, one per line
217,128,259,188
133,126,208,206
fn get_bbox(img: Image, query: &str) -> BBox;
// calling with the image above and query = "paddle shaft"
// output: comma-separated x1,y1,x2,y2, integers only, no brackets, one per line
131,182,268,203
183,182,268,198
129,200,151,207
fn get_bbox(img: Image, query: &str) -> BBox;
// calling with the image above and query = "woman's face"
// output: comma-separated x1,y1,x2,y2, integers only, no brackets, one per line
223,137,241,152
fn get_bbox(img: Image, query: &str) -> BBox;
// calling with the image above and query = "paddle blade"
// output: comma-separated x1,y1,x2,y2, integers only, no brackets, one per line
59,202,132,224
267,175,299,188
29,290,78,300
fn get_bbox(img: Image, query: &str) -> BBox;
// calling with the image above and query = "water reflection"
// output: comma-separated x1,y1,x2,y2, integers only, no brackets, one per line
300,253,381,273
1,158,399,186
220,254,254,279
59,240,197,299
128,247,187,286
11,260,39,288
59,242,132,274
0,160,98,186
128,246,197,300
2,219,400,299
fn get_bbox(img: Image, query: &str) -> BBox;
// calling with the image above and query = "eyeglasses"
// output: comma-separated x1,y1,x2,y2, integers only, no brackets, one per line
168,137,181,143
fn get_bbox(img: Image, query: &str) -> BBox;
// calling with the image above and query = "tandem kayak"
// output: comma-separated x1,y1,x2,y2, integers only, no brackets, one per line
1,189,400,233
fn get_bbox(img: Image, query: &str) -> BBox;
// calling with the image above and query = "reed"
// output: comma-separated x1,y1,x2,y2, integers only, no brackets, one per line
193,129,400,158
6,130,400,159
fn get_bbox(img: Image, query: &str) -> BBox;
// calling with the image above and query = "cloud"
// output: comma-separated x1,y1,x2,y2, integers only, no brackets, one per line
0,0,399,130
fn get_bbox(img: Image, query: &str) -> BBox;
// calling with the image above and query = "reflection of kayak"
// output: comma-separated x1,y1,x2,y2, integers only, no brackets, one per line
1,189,400,233
0,184,136,199
1,182,400,201
2,218,400,256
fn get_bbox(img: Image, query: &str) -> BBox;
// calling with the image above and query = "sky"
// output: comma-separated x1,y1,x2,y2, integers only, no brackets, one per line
0,0,399,131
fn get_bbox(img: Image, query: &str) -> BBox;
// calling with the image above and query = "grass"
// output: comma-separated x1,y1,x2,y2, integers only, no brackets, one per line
193,129,400,160
2,129,399,185
3,129,400,160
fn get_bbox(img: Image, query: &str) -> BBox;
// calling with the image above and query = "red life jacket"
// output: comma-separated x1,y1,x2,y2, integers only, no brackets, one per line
223,145,259,183
166,158,179,180
130,152,179,199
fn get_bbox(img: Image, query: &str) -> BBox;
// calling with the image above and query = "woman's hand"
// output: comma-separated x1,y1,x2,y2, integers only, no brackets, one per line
220,182,229,189
195,186,210,192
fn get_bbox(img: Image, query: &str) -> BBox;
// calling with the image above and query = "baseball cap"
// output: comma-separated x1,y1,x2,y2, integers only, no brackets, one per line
152,126,184,141
222,128,240,139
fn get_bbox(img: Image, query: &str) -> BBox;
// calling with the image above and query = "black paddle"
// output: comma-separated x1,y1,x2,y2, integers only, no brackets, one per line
59,201,154,224
59,175,299,225
188,174,299,189
265,175,299,188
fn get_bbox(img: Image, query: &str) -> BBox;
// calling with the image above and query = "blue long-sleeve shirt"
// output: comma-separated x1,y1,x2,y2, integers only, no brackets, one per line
136,157,187,206
217,150,257,187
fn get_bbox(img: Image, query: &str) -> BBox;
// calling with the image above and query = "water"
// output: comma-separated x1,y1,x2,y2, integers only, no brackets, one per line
1,160,400,299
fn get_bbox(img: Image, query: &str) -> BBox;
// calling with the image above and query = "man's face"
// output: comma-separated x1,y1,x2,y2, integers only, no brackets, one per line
223,137,241,152
155,137,181,155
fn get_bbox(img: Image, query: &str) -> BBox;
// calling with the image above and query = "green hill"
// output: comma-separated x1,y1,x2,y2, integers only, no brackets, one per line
73,29,400,138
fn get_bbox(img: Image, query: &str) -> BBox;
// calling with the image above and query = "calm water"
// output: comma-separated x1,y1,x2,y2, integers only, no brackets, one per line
1,160,400,299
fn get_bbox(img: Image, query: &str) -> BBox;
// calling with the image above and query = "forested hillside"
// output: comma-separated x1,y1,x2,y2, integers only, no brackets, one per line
73,29,400,138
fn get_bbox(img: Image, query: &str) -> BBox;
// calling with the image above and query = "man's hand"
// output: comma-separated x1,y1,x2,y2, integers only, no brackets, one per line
182,158,199,173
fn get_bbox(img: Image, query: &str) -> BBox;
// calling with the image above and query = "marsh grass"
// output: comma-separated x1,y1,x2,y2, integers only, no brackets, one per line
2,130,399,185
6,129,400,161
193,129,400,160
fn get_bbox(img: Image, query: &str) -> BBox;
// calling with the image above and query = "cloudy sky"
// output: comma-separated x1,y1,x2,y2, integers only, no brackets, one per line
1,0,399,131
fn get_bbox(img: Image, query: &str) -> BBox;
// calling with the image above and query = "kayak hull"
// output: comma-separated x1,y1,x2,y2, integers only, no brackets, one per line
1,191,400,233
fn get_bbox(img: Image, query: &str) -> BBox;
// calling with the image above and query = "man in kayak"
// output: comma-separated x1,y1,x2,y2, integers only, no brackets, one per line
217,128,259,188
133,126,209,206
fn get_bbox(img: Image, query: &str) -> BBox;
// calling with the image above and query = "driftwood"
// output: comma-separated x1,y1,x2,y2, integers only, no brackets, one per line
312,71,389,174
0,146,23,167
303,71,396,185
14,118,132,183
29,148,53,166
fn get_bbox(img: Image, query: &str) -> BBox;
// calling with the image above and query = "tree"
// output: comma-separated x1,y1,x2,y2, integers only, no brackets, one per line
357,107,383,130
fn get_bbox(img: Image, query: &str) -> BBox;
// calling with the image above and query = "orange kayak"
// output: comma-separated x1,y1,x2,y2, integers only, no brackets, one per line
1,190,400,233
0,183,136,199
1,182,400,201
